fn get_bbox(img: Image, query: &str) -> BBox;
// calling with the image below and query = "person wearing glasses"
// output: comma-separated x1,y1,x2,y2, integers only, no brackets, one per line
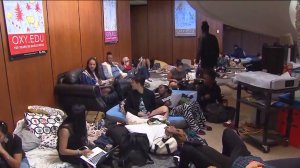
0,121,30,168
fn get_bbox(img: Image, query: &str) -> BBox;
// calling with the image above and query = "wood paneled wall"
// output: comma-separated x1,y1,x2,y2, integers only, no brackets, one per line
131,0,223,65
223,25,278,55
131,5,148,59
0,1,131,127
0,24,13,131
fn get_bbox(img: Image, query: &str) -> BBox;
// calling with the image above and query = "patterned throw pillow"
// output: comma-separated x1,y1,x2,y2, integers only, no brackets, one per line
24,112,63,139
27,105,65,117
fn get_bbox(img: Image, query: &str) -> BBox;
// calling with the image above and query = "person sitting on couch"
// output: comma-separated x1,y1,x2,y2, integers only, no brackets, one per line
102,52,127,79
0,121,30,168
80,57,112,96
57,105,92,166
168,60,188,89
125,75,168,119
121,56,133,73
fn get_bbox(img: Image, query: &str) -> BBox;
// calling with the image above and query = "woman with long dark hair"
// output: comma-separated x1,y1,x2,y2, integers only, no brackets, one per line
80,57,112,96
57,104,91,165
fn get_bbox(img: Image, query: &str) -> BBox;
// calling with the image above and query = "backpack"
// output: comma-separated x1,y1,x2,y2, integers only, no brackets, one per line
121,133,154,167
205,103,234,123
150,136,178,155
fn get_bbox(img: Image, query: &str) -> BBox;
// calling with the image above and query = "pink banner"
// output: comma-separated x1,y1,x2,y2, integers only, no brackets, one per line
104,31,118,43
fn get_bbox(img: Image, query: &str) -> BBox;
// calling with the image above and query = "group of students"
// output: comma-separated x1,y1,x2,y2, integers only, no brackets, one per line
1,50,298,168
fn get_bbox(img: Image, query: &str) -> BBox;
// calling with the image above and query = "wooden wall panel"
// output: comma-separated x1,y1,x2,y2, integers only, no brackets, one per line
131,1,223,65
131,5,148,61
0,25,13,131
223,26,278,55
242,31,260,55
173,38,197,64
79,1,104,63
118,0,132,63
0,1,54,122
47,1,82,82
223,28,242,54
102,0,132,64
148,0,173,64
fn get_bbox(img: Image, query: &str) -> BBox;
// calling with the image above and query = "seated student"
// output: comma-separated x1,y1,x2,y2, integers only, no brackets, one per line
231,44,246,59
0,121,30,168
197,69,223,111
80,57,112,96
102,52,127,79
120,56,133,73
154,84,172,108
57,104,92,166
168,60,188,89
197,69,234,126
136,57,151,80
179,128,299,168
125,75,168,118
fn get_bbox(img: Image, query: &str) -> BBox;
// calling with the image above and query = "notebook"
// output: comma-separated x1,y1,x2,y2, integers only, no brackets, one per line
80,146,118,168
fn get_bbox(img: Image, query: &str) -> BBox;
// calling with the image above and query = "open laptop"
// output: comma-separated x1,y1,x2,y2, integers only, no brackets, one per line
80,145,118,168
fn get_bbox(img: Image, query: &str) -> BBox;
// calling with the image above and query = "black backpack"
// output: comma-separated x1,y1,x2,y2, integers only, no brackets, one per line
122,133,154,167
106,125,153,167
205,104,235,123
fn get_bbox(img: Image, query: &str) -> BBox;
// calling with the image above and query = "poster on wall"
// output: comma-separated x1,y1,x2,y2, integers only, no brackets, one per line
103,0,118,43
174,0,196,37
2,1,47,61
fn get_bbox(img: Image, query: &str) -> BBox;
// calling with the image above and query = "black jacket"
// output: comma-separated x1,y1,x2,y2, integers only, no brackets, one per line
125,88,156,116
197,33,219,69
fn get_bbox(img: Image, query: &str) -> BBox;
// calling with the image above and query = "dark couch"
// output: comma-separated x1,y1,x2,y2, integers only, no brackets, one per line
55,68,120,112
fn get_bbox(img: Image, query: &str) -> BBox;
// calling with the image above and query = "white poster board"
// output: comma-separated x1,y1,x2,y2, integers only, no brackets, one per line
103,0,118,43
174,0,196,37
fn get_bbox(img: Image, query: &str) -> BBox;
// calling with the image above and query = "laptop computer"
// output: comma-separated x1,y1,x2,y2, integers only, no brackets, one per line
80,145,118,168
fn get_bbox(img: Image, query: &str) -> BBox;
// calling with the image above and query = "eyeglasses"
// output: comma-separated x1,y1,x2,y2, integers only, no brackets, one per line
124,60,129,63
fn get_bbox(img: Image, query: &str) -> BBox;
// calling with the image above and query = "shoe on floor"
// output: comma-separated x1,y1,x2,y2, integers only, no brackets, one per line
205,125,212,131
197,130,206,135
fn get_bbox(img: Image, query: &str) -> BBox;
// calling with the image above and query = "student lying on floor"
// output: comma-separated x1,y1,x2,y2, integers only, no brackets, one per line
178,128,300,168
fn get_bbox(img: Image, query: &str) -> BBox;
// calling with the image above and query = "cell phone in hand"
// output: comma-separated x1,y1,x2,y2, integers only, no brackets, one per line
79,146,88,150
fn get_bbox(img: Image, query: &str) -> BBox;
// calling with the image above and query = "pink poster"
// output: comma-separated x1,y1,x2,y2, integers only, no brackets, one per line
2,1,47,60
103,0,118,43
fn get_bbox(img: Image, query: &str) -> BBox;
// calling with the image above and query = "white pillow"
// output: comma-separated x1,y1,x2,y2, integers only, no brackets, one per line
24,112,63,139
170,93,182,108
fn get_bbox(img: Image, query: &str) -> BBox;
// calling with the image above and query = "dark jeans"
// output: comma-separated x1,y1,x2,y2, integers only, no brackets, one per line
179,128,250,168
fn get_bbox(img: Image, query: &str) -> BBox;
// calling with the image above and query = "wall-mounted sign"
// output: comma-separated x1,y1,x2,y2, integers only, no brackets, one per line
103,0,118,43
2,1,47,61
174,0,196,37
